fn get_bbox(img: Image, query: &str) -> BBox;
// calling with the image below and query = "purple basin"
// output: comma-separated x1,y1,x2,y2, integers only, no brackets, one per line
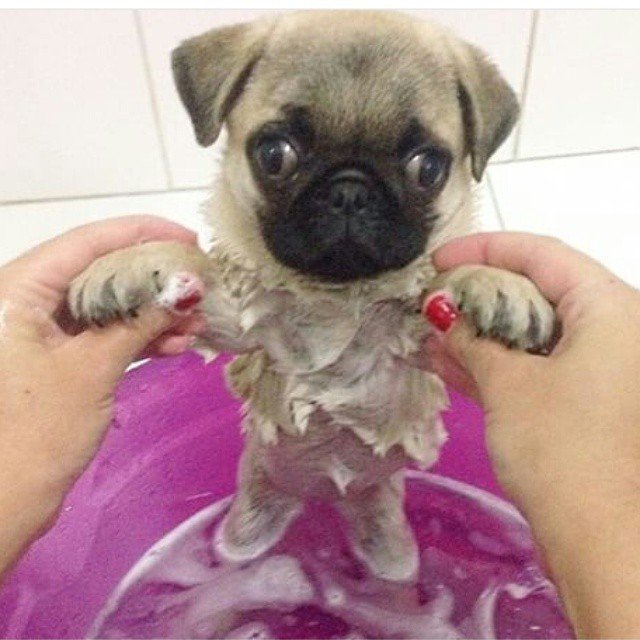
0,353,528,637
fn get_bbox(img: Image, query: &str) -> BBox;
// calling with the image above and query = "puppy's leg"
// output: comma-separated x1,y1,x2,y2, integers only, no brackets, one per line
338,473,418,582
215,453,301,562
68,241,210,325
430,265,556,351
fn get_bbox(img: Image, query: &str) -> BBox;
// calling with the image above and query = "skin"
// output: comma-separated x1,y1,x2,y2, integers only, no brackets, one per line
427,232,640,638
158,14,541,578
0,216,203,580
1,222,639,638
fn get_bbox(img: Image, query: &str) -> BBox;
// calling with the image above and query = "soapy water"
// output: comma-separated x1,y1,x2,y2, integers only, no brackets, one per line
89,471,573,639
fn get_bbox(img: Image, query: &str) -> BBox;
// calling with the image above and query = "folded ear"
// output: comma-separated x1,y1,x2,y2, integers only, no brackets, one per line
172,20,273,147
449,40,519,181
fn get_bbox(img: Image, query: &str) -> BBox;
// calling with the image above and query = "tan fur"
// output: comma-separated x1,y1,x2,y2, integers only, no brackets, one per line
69,11,554,581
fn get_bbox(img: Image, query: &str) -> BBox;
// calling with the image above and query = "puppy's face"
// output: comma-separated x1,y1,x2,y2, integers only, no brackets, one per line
243,64,454,282
173,12,518,283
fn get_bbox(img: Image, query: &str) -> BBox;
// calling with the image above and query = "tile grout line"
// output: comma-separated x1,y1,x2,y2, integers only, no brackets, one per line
1,146,638,208
133,9,173,190
513,9,539,160
486,174,506,231
491,146,639,166
0,185,209,208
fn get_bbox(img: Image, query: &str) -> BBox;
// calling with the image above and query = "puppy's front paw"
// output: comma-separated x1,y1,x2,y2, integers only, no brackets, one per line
68,241,207,325
432,265,556,352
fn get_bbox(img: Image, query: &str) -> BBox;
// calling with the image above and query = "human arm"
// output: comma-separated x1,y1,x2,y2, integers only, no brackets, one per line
0,216,204,579
427,232,640,637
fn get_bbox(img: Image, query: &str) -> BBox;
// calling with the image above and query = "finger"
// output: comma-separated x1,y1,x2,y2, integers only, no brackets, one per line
433,232,614,306
442,319,526,386
423,333,480,401
66,305,177,380
168,311,209,336
140,310,208,357
143,334,196,357
1,215,197,314
422,293,527,386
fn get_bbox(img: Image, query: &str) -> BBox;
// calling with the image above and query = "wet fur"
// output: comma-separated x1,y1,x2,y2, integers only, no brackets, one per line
69,11,555,581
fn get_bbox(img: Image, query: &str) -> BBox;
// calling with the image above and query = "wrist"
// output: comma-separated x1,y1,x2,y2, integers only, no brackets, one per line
523,478,640,637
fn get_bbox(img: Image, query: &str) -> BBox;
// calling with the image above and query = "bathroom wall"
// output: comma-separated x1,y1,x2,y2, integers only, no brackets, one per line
1,9,638,285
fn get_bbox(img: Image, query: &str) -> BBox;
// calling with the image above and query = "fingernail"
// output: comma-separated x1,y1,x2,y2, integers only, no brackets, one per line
155,272,204,314
173,291,202,312
423,292,459,332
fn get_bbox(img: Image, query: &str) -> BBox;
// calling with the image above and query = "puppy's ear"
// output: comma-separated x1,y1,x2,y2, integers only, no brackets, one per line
449,40,519,181
172,20,273,147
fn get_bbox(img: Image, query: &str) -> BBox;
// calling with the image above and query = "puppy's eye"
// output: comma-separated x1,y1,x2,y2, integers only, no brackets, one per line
255,137,298,179
405,149,449,192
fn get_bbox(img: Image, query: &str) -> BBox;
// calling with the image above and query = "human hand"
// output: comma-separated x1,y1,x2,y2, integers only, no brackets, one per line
426,232,640,637
0,216,204,576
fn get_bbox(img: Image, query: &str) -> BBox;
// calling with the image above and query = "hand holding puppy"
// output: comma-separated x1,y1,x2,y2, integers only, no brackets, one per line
426,232,640,638
0,216,202,579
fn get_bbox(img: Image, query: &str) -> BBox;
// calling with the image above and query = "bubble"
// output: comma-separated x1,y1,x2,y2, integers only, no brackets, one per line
324,585,346,607
225,622,271,639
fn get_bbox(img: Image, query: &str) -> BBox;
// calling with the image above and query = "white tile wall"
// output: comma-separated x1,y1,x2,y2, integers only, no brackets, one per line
3,9,638,203
489,150,640,287
0,178,499,268
0,189,208,267
406,9,534,162
0,10,167,202
1,9,638,287
139,9,279,189
476,180,502,232
140,9,530,189
518,10,640,158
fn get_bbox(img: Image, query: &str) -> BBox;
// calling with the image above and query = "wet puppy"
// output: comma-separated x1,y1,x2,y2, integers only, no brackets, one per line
69,11,555,581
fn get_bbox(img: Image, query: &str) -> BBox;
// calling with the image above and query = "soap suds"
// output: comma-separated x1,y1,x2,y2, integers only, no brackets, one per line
90,472,570,639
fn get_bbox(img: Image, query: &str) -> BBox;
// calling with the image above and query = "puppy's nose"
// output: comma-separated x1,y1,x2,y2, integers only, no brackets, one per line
328,176,372,216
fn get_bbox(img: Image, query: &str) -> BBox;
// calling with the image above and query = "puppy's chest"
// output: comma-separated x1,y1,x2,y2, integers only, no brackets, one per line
262,418,409,499
213,286,448,467
248,291,423,376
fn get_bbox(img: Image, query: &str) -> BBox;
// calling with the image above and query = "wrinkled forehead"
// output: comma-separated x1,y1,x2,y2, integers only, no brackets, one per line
239,26,462,153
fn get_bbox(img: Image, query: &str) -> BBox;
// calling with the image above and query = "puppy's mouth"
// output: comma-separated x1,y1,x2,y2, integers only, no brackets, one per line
261,169,428,282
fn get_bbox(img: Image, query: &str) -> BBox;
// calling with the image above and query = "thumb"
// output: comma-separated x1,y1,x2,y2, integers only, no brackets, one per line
442,320,514,382
69,306,177,380
423,292,525,389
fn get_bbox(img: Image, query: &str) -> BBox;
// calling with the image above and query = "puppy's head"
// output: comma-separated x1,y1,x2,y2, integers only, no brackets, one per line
173,11,518,283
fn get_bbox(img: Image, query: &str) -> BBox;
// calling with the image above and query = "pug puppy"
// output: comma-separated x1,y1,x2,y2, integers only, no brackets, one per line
68,11,555,581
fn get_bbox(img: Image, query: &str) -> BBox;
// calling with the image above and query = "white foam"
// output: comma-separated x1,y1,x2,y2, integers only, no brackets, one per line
154,272,202,314
225,622,271,639
470,583,500,639
503,582,548,600
87,498,232,638
90,472,567,639
341,585,462,639
246,555,314,603
323,584,346,607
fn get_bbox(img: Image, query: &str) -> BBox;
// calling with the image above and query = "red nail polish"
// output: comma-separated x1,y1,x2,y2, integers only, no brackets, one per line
423,293,459,332
173,291,202,312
